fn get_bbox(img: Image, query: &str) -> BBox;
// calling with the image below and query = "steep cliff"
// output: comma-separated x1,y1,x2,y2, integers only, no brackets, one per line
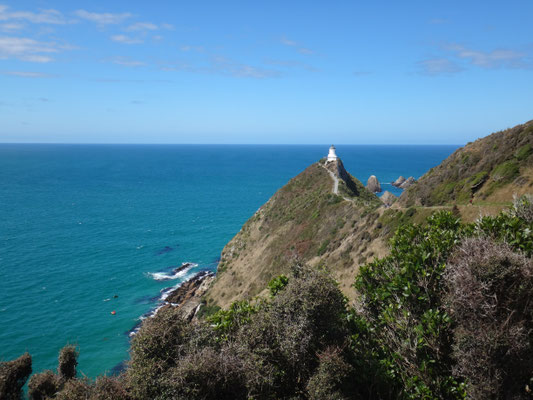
204,158,383,308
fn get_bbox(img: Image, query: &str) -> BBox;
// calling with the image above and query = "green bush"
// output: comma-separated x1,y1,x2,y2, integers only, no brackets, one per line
354,207,533,399
208,299,259,340
492,160,520,182
267,274,289,296
355,212,465,399
317,239,330,255
516,143,532,161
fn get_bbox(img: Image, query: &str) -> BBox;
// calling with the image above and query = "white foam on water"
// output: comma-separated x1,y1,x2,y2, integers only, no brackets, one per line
128,269,213,338
148,262,197,281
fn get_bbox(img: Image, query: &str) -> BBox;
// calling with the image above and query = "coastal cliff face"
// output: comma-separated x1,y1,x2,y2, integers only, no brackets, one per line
204,159,383,308
400,120,533,207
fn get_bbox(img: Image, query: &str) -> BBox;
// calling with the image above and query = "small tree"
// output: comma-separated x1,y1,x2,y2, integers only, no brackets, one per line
0,353,32,400
58,345,78,380
28,370,61,400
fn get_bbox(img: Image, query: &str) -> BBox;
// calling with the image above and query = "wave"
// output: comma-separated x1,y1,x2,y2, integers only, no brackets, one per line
127,268,212,338
148,262,197,281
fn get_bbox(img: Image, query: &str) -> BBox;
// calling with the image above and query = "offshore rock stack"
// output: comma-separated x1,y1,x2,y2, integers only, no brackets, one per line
392,175,417,189
366,175,382,193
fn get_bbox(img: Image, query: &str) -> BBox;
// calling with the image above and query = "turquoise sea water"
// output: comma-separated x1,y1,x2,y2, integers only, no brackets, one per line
0,144,458,377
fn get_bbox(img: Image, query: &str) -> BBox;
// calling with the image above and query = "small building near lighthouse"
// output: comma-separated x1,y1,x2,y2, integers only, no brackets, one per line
327,145,338,162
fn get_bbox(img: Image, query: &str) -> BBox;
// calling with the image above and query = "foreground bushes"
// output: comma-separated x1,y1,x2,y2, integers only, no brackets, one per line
0,353,32,400
127,264,352,399
4,197,533,399
355,201,533,399
445,239,533,399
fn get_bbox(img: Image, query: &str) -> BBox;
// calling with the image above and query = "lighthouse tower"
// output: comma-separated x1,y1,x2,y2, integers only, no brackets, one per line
327,145,338,162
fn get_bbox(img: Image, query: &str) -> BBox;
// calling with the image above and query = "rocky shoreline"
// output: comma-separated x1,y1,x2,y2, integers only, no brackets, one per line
159,271,215,321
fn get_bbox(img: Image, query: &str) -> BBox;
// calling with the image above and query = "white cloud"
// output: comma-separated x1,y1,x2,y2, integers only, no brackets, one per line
110,34,143,45
126,22,158,31
0,22,24,32
1,70,52,77
74,10,131,25
280,36,314,55
0,4,67,24
180,45,204,52
280,36,297,46
264,58,318,72
444,43,530,69
161,56,281,79
0,37,60,62
419,58,463,75
298,47,314,55
110,56,145,67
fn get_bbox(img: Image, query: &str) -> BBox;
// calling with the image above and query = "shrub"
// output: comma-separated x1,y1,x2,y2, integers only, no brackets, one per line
444,238,533,399
92,376,131,400
267,274,289,296
126,307,193,399
208,299,259,340
516,143,532,161
58,345,78,380
239,265,348,397
55,378,91,400
512,194,533,224
306,347,354,400
161,346,248,400
355,211,465,399
0,353,32,400
492,160,520,183
354,207,533,399
28,370,61,400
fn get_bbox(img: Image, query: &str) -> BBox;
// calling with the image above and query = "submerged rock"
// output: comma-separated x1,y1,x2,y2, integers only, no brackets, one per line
366,175,382,193
380,191,397,206
172,262,194,274
392,176,406,187
400,176,416,189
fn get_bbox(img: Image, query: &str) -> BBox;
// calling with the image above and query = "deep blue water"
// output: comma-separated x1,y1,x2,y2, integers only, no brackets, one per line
0,144,458,377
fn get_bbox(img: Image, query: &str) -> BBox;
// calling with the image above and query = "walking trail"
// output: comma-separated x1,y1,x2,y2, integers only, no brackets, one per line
324,168,339,195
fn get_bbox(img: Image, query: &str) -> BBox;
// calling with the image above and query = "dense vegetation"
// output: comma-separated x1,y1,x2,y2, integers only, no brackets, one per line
2,195,532,399
400,120,533,206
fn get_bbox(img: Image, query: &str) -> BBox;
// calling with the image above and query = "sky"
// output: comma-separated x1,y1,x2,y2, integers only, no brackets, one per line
0,1,532,144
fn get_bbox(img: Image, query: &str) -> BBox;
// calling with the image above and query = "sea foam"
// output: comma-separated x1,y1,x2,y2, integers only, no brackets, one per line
148,262,197,281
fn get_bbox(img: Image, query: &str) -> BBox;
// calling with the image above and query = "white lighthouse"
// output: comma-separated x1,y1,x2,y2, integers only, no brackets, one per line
327,145,338,162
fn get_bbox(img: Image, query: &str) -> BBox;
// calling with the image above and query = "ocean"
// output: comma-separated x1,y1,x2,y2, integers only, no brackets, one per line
0,144,458,377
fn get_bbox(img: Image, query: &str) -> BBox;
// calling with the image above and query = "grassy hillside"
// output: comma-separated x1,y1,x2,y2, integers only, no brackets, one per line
400,120,533,207
204,159,383,307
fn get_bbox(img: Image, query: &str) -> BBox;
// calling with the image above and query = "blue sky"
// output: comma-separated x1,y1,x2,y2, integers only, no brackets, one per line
0,1,532,144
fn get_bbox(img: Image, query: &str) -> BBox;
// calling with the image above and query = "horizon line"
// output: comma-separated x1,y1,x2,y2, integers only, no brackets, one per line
0,142,464,146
